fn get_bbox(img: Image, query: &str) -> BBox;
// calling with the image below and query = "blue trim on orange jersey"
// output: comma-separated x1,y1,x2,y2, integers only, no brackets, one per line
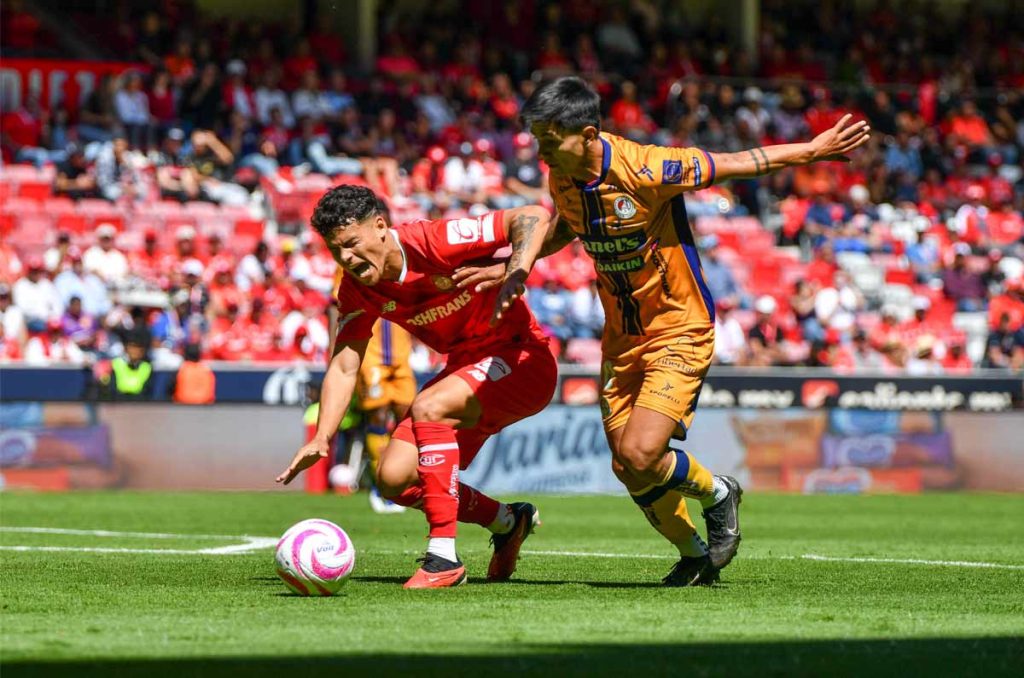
574,136,612,190
670,196,715,323
381,319,392,366
700,149,716,186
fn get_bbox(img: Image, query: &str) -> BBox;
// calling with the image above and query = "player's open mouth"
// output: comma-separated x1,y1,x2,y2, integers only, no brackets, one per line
353,262,372,277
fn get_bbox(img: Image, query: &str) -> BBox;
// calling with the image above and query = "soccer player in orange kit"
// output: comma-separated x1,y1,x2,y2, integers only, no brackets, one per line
456,76,870,585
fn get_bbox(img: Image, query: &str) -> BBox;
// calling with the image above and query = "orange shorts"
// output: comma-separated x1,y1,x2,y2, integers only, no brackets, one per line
357,361,416,412
600,326,714,437
392,341,557,468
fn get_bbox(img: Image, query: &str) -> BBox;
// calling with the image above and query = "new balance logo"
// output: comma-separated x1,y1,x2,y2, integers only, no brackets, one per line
634,164,654,181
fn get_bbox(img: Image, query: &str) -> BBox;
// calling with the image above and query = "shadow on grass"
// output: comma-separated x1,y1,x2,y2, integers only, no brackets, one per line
4,638,1021,677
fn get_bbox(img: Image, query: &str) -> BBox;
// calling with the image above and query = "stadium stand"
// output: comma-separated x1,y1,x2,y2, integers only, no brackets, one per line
1,0,1022,373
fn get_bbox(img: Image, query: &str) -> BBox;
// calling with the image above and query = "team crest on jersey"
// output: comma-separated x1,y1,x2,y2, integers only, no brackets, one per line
613,196,637,219
662,159,683,184
381,301,396,313
432,275,454,291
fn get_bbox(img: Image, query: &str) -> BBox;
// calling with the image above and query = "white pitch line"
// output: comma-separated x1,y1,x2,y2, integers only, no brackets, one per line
3,528,1023,570
800,554,1024,571
0,526,265,540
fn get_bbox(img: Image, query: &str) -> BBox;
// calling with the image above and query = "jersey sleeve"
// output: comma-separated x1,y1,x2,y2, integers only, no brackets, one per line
633,144,716,199
414,211,509,268
333,274,377,343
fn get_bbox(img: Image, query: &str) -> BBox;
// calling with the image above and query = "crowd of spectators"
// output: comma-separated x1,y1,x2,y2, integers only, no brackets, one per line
1,0,1022,372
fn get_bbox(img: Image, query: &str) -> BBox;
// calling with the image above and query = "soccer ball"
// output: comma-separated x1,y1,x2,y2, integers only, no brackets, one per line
275,519,356,596
328,464,359,494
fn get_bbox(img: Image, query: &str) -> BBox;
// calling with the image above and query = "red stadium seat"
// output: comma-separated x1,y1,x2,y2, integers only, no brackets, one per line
55,213,90,234
884,268,914,285
234,218,265,240
44,198,77,215
16,181,52,201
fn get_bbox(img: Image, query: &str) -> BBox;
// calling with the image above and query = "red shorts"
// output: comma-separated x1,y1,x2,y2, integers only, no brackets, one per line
392,341,557,469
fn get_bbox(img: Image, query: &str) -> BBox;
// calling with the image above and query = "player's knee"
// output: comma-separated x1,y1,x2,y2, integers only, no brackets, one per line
409,394,450,423
376,460,411,498
617,440,663,477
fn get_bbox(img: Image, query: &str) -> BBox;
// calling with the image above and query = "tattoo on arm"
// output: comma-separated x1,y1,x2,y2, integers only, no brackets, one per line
756,147,770,173
747,149,762,175
538,217,576,257
507,214,540,273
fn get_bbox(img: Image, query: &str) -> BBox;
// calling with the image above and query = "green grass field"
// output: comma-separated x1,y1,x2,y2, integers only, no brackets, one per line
1,491,1022,677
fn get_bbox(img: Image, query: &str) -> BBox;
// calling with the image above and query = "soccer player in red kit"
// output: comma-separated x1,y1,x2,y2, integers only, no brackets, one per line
276,185,557,589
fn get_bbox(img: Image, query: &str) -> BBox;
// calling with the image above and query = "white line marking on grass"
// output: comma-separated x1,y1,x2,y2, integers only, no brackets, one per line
522,549,671,559
800,554,1024,570
0,527,265,540
0,527,278,556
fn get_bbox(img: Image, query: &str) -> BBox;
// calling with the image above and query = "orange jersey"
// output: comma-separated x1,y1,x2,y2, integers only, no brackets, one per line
548,133,717,360
364,318,412,368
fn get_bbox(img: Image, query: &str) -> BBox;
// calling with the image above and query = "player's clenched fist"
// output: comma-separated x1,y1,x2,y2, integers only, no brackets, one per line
276,436,331,485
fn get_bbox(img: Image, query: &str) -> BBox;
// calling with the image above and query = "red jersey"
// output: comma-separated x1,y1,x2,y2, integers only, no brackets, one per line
335,212,547,355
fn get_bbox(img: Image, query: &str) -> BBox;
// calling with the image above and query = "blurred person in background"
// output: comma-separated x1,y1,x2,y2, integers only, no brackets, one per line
83,224,129,285
54,145,98,199
43,232,73,274
114,71,154,150
0,284,28,353
942,243,986,312
60,295,99,355
748,295,783,367
24,317,86,366
713,298,746,366
941,337,973,374
13,257,63,332
105,332,154,400
984,312,1024,370
501,132,548,208
54,248,110,318
169,342,216,405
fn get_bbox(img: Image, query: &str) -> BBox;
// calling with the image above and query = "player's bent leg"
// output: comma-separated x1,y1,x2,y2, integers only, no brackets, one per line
404,376,480,588
608,431,717,586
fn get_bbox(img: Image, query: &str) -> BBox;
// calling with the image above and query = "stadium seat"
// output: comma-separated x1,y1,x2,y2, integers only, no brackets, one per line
55,213,90,234
44,198,77,215
0,213,14,236
16,182,52,201
884,268,915,285
234,218,265,240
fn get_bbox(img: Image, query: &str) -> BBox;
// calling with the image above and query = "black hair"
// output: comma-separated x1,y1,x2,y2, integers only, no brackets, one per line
310,184,384,240
520,76,601,131
183,343,201,362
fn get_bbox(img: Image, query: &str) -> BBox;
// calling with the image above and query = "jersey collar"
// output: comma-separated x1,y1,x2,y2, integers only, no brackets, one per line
389,229,408,283
573,135,612,190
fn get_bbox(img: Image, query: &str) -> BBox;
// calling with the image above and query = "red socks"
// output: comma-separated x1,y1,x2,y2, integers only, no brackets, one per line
413,422,461,538
390,482,501,528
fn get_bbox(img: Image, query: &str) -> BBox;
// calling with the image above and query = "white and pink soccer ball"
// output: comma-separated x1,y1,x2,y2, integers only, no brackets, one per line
275,519,356,596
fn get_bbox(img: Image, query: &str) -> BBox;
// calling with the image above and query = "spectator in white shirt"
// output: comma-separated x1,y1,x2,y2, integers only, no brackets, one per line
13,258,64,331
235,241,272,292
713,299,748,365
736,87,771,144
83,223,129,284
55,248,112,317
292,70,332,122
255,67,295,128
0,283,28,349
24,318,87,366
114,71,153,149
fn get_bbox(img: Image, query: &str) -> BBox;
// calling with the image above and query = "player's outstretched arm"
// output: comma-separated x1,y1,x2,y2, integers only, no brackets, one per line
709,114,870,182
453,211,575,294
275,339,367,485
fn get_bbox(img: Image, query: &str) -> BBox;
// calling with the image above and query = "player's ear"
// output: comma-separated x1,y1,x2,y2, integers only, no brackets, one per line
582,125,599,142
